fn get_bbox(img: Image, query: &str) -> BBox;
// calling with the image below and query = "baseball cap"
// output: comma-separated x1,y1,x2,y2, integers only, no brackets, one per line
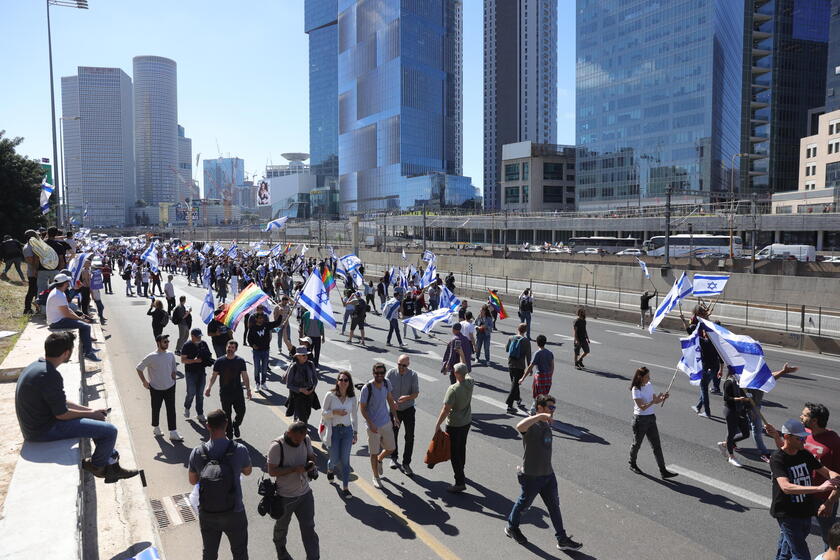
52,273,72,284
781,419,809,438
294,346,310,356
190,328,203,336
299,336,312,345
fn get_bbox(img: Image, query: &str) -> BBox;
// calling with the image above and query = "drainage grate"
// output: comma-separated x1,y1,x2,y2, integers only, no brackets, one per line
150,498,171,529
171,493,197,524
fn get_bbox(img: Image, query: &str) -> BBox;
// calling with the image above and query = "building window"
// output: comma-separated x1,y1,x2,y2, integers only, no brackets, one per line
827,161,840,188
776,205,792,214
504,163,520,181
544,162,564,180
522,162,529,180
504,186,520,204
543,185,564,203
522,186,529,204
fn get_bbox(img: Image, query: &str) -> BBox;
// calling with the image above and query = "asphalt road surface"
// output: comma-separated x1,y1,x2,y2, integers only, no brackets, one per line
100,273,840,560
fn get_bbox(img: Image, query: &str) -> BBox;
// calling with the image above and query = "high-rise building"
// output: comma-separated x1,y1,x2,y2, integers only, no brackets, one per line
60,67,135,227
337,0,475,213
825,0,840,111
483,0,558,209
176,124,197,203
203,157,244,201
133,55,178,206
305,0,339,191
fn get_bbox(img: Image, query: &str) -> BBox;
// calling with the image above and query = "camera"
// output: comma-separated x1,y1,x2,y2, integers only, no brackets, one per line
257,476,275,496
305,460,319,481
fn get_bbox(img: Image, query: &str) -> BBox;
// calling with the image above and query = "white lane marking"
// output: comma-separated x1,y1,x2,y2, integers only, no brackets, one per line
605,329,651,340
490,341,506,347
666,464,770,508
813,374,839,381
379,358,438,382
422,350,444,361
630,359,675,371
326,339,356,352
473,394,508,410
552,334,600,344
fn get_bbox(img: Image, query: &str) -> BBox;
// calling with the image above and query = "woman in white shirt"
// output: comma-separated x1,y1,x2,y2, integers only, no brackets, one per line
628,366,678,479
322,370,358,496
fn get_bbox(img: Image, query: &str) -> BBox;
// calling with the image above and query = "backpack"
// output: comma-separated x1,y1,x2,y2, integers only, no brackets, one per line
363,379,391,405
197,440,237,513
171,306,182,325
161,312,170,328
508,336,524,359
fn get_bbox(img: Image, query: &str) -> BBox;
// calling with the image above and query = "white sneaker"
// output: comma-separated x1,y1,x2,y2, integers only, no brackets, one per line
372,477,383,489
261,383,269,392
153,426,163,437
697,411,710,418
197,414,206,423
169,430,184,442
728,456,743,468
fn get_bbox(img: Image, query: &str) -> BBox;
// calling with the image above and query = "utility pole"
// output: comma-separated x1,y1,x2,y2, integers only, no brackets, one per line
422,204,427,252
751,192,758,273
503,209,509,259
688,223,693,269
664,185,672,267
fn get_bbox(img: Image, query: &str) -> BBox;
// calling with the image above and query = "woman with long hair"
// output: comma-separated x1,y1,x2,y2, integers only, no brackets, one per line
475,304,494,364
717,366,752,468
147,298,168,340
628,366,678,479
322,370,358,497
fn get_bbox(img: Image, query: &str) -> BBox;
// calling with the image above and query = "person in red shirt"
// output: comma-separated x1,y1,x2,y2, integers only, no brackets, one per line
802,403,840,548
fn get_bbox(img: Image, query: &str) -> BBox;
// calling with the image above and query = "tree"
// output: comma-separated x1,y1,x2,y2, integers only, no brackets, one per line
0,131,48,239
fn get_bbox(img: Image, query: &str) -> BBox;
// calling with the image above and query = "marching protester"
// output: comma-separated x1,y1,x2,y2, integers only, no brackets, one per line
639,290,657,329
572,308,590,370
136,334,183,442
364,280,378,314
247,309,282,392
505,394,583,551
518,335,553,414
442,322,471,384
172,295,192,355
205,340,252,440
346,291,367,346
181,328,213,423
386,354,420,476
683,305,722,395
89,263,106,324
285,346,319,425
800,403,840,547
505,323,532,414
208,304,234,358
475,304,494,365
627,366,677,479
383,291,404,347
299,309,324,368
717,366,753,468
359,362,399,489
402,288,420,340
434,362,474,493
187,409,252,560
460,311,477,359
518,288,533,340
164,274,176,314
272,295,295,357
147,298,170,341
322,370,358,496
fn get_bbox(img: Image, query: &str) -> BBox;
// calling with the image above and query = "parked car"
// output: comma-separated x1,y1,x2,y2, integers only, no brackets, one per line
577,248,604,255
616,248,645,256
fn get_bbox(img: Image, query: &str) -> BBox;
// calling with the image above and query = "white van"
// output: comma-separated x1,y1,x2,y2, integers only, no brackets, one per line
755,244,816,262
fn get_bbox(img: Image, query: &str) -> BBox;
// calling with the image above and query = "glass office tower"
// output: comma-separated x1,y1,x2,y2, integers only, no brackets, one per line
305,0,339,191
337,0,474,213
576,0,745,210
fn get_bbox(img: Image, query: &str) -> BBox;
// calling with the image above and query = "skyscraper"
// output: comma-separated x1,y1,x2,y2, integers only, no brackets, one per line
133,55,178,206
176,125,196,203
305,0,339,190
826,0,840,111
483,0,558,210
337,0,475,213
61,67,135,227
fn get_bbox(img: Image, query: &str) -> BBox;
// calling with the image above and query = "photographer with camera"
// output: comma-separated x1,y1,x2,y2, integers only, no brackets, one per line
181,328,213,423
188,409,252,560
266,421,320,560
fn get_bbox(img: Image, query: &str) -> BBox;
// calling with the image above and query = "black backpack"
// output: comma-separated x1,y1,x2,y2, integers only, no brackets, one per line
197,440,237,513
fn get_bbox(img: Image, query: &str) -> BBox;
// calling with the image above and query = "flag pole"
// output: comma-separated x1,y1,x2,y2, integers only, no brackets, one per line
661,365,680,407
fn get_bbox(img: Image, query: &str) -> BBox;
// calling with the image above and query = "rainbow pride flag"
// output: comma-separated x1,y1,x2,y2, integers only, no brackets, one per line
216,283,270,330
321,265,336,293
283,243,293,255
487,289,508,320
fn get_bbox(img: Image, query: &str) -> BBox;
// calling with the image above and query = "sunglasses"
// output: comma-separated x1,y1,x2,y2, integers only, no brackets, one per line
374,371,386,375
338,378,350,382
398,363,409,367
548,405,556,411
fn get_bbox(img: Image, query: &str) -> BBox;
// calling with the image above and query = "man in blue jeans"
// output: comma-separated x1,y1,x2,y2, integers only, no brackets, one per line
505,394,583,552
15,331,137,482
45,273,100,362
181,328,212,423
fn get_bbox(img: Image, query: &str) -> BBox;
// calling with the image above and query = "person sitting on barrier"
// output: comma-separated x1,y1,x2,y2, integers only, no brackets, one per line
45,272,100,362
15,331,139,482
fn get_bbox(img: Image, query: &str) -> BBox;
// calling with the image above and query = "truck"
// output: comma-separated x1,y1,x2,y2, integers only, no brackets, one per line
755,244,816,262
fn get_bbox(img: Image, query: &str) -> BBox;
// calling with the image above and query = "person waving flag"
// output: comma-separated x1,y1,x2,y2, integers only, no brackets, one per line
488,289,508,320
298,272,337,328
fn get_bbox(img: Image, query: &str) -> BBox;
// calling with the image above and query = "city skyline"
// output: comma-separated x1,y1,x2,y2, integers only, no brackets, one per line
0,1,575,200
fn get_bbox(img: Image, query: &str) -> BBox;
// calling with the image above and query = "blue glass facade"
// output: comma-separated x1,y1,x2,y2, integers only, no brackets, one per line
576,0,745,209
826,0,840,111
305,0,339,191
202,158,244,200
337,0,474,213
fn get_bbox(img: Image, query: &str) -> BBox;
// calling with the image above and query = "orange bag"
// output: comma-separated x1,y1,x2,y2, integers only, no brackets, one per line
424,430,451,468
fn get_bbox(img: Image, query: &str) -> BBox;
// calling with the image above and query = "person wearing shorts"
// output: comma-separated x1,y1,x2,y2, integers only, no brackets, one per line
359,362,399,489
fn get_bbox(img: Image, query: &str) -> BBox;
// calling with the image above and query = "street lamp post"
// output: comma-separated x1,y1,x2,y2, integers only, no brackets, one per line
729,152,749,258
46,0,88,227
664,185,672,267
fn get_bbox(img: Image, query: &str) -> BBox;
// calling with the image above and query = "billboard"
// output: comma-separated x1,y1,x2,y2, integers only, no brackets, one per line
257,180,270,206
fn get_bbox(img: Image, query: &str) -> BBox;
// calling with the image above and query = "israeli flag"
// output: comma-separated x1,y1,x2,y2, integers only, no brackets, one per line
698,318,775,392
636,258,650,279
69,252,90,287
200,288,216,325
265,216,289,232
692,274,730,297
141,242,159,273
300,243,309,255
213,241,224,254
202,267,211,288
389,266,397,286
398,268,409,292
401,248,407,262
270,243,283,257
202,243,212,254
298,273,337,328
422,249,436,263
338,254,364,288
420,263,436,289
227,242,238,259
402,306,453,334
648,272,692,333
676,328,704,385
40,178,54,214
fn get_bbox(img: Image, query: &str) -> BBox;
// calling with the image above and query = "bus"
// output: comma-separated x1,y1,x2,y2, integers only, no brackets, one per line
567,236,640,254
643,234,742,257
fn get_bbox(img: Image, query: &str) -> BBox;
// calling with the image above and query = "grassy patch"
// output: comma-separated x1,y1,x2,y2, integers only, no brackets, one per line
0,277,28,365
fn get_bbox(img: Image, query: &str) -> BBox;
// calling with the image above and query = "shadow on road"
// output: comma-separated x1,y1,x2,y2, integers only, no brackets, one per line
381,479,459,536
471,413,521,440
152,436,191,467
646,476,751,512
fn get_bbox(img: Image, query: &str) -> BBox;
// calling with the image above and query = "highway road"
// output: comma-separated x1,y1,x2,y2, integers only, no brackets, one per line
99,273,840,559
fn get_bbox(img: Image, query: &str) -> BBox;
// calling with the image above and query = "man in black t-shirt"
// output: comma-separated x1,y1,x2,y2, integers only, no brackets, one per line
639,290,657,329
180,328,212,423
770,419,840,560
207,304,233,358
572,308,590,370
205,340,251,439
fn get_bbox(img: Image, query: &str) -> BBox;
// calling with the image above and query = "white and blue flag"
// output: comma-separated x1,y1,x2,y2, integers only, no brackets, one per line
676,328,704,386
402,306,453,334
298,273,337,328
141,242,159,273
698,318,776,392
40,177,54,214
420,263,436,289
203,267,211,288
338,254,364,288
69,252,91,287
227,242,238,259
270,243,283,257
648,272,693,333
636,258,650,279
422,249,436,263
200,288,216,325
439,285,460,311
202,243,212,254
692,274,730,297
265,216,288,232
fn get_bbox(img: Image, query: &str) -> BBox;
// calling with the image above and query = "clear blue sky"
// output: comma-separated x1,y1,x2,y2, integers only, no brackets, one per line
0,1,575,196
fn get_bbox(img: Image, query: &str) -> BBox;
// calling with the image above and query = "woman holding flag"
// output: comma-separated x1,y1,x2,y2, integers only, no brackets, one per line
628,366,678,479
717,367,753,468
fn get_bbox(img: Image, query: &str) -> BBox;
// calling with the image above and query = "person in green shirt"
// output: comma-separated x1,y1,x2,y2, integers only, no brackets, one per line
434,363,474,493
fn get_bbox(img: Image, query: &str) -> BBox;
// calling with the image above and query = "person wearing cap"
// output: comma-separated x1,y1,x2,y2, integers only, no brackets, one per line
767,418,840,560
286,346,319,425
21,230,41,314
181,328,213,423
136,334,183,441
45,273,100,362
